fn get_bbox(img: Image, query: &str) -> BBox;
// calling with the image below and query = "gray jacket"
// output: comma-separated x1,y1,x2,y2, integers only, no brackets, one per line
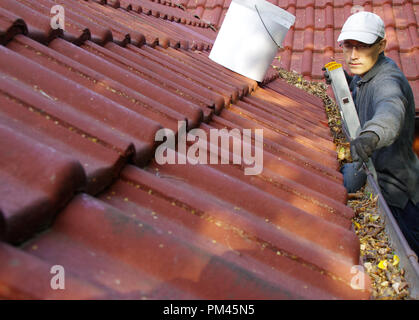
348,53,419,209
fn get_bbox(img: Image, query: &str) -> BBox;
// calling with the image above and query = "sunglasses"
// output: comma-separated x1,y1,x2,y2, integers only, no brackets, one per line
339,39,382,50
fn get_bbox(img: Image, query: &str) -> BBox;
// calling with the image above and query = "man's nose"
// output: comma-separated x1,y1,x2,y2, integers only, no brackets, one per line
350,47,359,59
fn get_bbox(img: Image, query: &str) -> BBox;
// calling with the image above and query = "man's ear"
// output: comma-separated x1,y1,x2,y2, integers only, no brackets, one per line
379,38,387,53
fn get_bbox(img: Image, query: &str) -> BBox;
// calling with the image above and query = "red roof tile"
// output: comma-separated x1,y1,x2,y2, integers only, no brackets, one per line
0,7,27,45
0,73,124,196
0,123,86,243
12,166,365,299
0,241,113,299
0,0,65,43
0,0,375,299
1,41,162,166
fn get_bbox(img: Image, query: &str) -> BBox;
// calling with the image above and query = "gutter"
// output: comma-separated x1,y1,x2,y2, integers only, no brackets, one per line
365,173,419,299
342,111,419,299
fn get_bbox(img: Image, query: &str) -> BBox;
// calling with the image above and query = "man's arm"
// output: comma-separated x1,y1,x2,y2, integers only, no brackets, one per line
360,78,406,149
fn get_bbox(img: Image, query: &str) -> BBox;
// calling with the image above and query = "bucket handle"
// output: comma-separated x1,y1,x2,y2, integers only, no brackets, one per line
254,5,281,48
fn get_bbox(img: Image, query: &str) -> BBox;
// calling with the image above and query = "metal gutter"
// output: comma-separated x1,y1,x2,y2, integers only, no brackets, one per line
341,110,419,299
365,174,419,299
340,105,419,299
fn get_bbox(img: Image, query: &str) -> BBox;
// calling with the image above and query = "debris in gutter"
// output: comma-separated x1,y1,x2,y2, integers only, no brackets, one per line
349,188,410,299
273,66,411,300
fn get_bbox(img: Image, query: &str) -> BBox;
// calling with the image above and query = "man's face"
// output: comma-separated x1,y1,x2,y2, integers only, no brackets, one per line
342,39,386,76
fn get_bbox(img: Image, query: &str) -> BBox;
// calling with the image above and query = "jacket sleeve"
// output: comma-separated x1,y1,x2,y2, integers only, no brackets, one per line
360,77,406,149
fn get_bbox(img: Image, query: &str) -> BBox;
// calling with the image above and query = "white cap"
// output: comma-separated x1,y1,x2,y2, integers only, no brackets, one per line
337,12,385,44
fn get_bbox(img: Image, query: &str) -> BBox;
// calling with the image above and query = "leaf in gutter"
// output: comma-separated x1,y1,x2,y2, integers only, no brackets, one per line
338,147,346,160
378,260,388,270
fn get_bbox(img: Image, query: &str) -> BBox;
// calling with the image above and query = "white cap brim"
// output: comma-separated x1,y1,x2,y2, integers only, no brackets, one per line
337,31,378,44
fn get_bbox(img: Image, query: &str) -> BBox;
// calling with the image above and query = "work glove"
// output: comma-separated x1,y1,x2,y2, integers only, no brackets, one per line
350,131,379,171
322,67,332,84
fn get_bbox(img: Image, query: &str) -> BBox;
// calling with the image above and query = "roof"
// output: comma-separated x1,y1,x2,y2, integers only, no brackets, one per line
0,0,373,299
182,0,419,111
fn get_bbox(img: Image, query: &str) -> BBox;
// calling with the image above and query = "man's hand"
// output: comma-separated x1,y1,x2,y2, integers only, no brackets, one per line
350,131,380,170
322,67,332,84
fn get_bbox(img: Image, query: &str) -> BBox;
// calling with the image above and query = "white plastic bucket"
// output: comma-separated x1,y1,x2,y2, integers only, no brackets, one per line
209,0,295,82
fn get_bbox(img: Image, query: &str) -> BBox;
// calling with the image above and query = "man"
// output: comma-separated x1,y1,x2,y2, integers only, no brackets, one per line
324,11,419,256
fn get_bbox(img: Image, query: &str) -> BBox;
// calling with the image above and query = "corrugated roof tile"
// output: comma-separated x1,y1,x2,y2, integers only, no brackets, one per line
52,39,205,128
0,0,63,44
87,165,367,299
132,45,233,107
105,43,220,113
23,191,343,299
0,40,162,166
124,0,205,25
200,116,348,206
0,124,86,244
0,7,27,45
0,0,377,299
120,44,224,110
400,51,419,80
19,0,117,45
206,111,343,185
158,47,245,101
0,241,113,299
0,73,124,196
